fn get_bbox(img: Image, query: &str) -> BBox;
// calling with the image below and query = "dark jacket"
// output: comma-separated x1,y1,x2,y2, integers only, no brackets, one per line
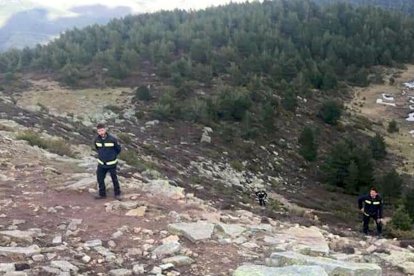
255,191,267,199
94,133,121,168
358,194,383,218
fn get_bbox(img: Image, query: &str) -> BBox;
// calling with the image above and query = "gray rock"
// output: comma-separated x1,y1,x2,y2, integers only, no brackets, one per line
266,251,381,276
132,264,145,275
67,219,82,231
233,264,328,276
82,255,91,263
276,226,330,255
50,260,79,273
248,224,273,233
94,246,116,262
112,231,123,239
161,255,194,266
168,222,215,242
145,179,185,200
145,120,159,127
41,266,65,274
65,177,96,190
141,169,162,180
159,263,174,271
52,236,62,245
0,245,41,257
84,239,102,248
32,254,45,262
216,223,246,238
3,272,28,276
109,268,133,276
152,242,181,258
150,266,162,274
200,133,211,143
0,230,36,242
0,263,15,272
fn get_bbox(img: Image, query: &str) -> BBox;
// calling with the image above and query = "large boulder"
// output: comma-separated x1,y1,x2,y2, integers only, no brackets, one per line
266,251,381,276
0,245,41,257
0,230,37,243
233,264,328,276
275,226,330,255
152,242,182,258
216,223,246,238
145,179,185,200
168,222,215,242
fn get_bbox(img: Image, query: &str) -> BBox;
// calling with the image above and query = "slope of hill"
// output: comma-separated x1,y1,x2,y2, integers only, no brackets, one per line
0,0,414,273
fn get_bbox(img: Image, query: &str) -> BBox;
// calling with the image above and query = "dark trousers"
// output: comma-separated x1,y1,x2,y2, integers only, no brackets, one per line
97,166,120,196
258,198,266,206
363,214,382,235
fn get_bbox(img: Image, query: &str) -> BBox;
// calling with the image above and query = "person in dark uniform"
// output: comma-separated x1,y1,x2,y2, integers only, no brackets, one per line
94,123,122,200
255,190,268,207
358,187,383,237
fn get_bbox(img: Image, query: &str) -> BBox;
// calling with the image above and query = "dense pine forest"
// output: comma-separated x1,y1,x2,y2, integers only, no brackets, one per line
1,0,414,91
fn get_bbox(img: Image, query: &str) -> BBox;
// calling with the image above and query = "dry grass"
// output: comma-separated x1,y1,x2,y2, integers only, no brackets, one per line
346,64,414,176
16,79,132,118
16,130,75,158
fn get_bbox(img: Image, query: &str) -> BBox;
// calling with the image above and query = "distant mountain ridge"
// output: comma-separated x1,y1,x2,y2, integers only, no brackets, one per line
0,4,133,51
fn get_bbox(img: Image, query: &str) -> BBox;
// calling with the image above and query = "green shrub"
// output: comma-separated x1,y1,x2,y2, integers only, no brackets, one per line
182,98,209,123
152,103,173,120
318,99,343,125
370,133,387,160
135,86,151,101
281,89,297,112
391,206,413,231
119,150,146,171
117,133,132,144
105,105,123,114
16,131,48,148
47,139,75,157
387,120,399,133
230,160,244,172
380,169,403,205
405,189,414,220
16,130,74,157
298,126,318,161
216,87,252,121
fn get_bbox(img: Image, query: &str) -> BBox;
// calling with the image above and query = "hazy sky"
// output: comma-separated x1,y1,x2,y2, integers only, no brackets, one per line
0,0,252,25
31,0,250,14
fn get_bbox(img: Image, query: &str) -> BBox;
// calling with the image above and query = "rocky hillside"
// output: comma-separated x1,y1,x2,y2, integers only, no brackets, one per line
0,118,411,276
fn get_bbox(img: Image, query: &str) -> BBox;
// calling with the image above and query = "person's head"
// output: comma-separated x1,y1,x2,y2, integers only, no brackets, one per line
369,187,378,198
96,123,107,137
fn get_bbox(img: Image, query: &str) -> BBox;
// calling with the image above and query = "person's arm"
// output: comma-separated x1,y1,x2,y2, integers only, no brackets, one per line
358,195,365,211
114,137,121,155
94,137,99,151
378,198,383,219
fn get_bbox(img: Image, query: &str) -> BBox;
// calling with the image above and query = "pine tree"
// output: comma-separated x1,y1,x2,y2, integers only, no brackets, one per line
318,100,342,125
380,169,403,205
298,126,318,161
370,133,387,160
387,120,399,133
344,160,359,194
322,141,352,187
404,189,414,220
391,205,412,231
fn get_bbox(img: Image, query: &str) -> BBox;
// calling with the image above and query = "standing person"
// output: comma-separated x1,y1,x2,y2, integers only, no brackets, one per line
94,123,122,200
255,190,268,207
358,187,383,237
